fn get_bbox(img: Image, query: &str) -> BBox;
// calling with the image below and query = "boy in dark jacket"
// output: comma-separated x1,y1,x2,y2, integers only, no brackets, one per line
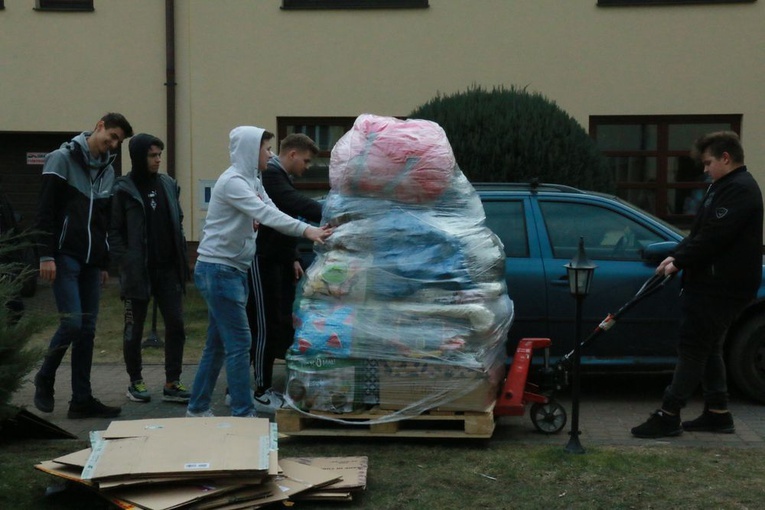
248,133,323,414
110,133,190,404
33,112,133,419
632,131,763,438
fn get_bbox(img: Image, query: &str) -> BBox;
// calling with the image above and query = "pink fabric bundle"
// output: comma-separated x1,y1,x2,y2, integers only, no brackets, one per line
330,114,456,203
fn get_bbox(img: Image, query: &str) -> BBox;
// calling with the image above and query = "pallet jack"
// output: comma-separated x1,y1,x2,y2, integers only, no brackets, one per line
493,273,674,434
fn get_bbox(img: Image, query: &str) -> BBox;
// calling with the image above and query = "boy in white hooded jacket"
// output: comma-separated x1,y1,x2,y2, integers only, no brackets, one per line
187,126,332,418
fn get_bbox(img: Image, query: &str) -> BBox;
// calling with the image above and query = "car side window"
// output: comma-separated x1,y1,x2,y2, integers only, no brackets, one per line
539,200,663,261
481,200,529,258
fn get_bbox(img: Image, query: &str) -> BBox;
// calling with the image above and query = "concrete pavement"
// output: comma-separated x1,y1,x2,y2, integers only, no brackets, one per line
11,362,765,448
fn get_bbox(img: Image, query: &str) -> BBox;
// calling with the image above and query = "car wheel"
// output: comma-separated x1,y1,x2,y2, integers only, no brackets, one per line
728,315,765,404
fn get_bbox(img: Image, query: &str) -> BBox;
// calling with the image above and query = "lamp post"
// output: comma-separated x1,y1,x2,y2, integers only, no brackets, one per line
564,237,596,454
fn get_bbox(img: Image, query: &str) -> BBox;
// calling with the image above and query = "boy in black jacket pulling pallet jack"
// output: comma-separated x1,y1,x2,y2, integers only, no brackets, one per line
632,131,763,438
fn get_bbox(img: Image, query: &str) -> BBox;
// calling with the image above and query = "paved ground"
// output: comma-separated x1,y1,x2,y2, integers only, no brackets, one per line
11,362,765,448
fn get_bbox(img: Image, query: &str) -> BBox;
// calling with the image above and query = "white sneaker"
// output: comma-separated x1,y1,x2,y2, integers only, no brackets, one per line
253,389,285,415
186,408,215,418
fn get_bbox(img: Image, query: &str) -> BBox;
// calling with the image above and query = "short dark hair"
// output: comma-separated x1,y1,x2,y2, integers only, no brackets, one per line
101,112,134,138
262,130,275,144
279,133,319,156
692,131,744,164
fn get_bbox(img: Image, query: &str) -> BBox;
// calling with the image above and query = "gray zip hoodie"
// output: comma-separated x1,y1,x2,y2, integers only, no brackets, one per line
196,126,311,272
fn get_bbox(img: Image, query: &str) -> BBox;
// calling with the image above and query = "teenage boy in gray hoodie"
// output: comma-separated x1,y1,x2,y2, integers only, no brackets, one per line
186,126,332,418
33,112,133,419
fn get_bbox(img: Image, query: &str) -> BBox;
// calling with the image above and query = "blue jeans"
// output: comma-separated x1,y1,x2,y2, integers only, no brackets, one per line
37,254,101,403
188,261,254,417
662,291,749,414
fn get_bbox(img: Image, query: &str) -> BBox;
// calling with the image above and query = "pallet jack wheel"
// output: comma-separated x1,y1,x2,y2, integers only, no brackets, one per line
530,400,567,434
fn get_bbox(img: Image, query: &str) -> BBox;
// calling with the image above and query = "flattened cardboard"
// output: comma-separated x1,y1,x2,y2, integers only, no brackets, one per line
106,478,252,510
34,462,138,510
285,456,368,490
84,417,272,481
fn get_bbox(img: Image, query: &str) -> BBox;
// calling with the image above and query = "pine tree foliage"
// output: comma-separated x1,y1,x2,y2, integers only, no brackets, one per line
409,85,614,192
0,233,45,421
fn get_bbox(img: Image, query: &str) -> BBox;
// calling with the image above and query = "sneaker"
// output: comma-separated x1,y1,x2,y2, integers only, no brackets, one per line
682,410,735,433
126,380,151,403
67,397,122,419
253,389,285,416
631,410,683,438
186,408,215,418
163,381,191,403
33,373,55,413
224,387,231,407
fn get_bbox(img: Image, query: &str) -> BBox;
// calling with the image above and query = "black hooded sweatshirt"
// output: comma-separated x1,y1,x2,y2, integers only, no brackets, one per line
109,134,188,299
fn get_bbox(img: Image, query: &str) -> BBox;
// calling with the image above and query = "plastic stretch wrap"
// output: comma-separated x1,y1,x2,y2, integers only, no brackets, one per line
285,114,514,424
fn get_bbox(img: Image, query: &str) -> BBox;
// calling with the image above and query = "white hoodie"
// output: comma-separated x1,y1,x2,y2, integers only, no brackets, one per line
197,126,311,272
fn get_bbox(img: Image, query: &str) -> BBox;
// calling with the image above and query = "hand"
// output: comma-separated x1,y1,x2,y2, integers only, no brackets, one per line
656,256,678,276
304,225,334,245
293,260,304,280
40,260,56,283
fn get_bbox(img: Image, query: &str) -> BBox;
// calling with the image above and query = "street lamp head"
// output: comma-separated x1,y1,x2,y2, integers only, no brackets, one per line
564,237,597,297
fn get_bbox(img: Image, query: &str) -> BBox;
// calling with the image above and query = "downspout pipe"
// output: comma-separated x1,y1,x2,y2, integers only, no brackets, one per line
165,0,176,178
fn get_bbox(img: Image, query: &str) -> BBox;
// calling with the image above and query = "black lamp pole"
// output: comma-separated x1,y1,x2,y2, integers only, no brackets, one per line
564,237,596,454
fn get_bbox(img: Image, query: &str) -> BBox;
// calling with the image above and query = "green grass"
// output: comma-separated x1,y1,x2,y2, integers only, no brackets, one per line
27,282,208,365
3,437,764,509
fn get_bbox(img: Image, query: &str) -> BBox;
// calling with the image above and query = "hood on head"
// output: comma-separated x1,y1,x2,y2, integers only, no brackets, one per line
129,133,164,181
229,126,265,177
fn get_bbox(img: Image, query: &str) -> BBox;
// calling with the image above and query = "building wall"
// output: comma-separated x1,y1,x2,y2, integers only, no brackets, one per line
2,0,763,240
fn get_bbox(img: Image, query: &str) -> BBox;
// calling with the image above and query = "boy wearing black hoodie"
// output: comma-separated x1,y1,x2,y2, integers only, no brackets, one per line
110,134,190,404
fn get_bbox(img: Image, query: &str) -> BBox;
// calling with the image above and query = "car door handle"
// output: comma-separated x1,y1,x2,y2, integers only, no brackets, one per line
551,276,569,286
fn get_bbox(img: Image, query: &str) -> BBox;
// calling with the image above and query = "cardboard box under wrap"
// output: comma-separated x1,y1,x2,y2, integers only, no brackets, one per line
286,356,381,412
378,359,504,412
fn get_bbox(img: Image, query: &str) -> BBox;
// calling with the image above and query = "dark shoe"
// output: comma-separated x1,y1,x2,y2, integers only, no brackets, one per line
631,410,682,438
682,410,735,433
67,397,122,419
163,380,191,403
126,380,151,403
33,373,54,413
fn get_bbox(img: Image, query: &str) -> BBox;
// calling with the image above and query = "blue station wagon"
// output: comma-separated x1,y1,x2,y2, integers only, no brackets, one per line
478,182,765,403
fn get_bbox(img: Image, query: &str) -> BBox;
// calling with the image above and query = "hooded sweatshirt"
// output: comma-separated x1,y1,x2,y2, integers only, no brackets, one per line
110,133,188,299
36,131,116,267
196,126,311,272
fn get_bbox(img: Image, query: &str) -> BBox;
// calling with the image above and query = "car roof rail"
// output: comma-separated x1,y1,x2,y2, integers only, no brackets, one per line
472,179,584,194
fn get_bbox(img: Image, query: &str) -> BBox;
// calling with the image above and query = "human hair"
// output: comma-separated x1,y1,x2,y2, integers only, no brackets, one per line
149,137,165,151
692,131,744,164
279,133,319,156
262,130,275,144
100,112,134,138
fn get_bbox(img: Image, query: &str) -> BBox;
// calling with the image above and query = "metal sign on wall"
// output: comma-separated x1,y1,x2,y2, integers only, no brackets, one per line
26,152,47,165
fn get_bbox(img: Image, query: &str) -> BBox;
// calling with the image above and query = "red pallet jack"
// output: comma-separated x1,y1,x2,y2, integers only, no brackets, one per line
494,273,674,434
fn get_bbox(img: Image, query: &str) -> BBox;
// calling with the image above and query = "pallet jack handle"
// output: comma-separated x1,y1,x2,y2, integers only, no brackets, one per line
557,273,674,368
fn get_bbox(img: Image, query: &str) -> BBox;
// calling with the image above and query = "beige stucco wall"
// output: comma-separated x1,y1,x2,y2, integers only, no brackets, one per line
2,0,764,240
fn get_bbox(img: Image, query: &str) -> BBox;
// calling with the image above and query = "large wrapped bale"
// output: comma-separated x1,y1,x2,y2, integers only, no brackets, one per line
286,114,513,419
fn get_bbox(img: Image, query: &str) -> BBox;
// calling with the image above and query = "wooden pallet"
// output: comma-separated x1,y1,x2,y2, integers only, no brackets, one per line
276,403,495,439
